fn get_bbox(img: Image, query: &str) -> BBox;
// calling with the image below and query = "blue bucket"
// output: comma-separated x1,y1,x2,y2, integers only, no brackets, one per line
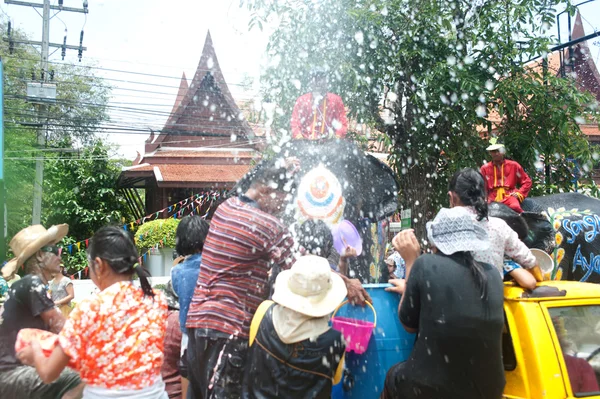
331,284,415,398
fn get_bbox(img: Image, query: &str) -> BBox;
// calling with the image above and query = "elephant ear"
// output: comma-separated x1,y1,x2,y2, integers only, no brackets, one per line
489,202,529,240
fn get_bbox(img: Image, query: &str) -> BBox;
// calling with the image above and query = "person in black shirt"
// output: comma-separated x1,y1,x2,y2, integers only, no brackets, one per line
382,207,505,399
0,224,83,399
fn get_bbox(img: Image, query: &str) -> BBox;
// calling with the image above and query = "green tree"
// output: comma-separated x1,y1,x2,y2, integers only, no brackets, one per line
42,140,132,240
1,20,112,240
244,0,599,238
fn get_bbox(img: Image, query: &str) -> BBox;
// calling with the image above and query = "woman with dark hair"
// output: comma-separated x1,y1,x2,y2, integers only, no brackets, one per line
170,215,209,398
17,226,169,398
448,168,540,289
383,208,505,398
294,219,357,275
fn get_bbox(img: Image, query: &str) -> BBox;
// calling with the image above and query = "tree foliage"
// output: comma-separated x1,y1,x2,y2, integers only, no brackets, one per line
1,20,130,262
0,21,117,239
135,218,180,253
43,140,132,240
243,0,600,237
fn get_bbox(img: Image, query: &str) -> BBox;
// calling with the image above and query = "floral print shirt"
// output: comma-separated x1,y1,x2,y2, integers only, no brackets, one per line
59,281,167,390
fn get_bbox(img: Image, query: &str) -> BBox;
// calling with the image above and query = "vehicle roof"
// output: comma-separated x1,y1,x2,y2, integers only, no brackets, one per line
504,281,600,302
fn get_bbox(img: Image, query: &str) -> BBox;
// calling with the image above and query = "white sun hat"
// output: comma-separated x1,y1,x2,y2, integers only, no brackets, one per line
272,255,347,318
486,137,505,151
426,207,490,255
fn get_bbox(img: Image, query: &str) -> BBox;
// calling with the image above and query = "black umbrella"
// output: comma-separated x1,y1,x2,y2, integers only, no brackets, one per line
233,139,399,282
233,139,399,223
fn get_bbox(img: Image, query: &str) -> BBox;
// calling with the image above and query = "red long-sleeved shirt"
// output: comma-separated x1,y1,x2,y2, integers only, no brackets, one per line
481,159,532,203
291,92,348,140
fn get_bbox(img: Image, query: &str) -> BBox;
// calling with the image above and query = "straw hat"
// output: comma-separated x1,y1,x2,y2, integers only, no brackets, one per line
426,207,489,255
272,255,347,318
1,224,68,278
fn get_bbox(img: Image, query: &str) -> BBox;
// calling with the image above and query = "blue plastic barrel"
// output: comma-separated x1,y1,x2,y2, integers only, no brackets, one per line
331,284,415,398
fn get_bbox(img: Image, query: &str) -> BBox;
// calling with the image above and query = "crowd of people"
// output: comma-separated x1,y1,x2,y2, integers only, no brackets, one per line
0,143,550,399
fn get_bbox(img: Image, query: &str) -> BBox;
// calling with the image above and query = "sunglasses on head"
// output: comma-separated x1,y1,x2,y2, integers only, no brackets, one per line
40,245,60,256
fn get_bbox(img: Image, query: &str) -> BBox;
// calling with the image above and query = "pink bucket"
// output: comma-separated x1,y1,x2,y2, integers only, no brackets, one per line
331,301,377,354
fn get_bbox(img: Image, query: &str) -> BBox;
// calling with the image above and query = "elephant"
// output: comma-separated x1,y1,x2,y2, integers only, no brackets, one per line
490,192,600,283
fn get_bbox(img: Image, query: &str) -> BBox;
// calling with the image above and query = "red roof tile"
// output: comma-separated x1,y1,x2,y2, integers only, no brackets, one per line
581,125,600,136
148,150,256,159
156,164,251,183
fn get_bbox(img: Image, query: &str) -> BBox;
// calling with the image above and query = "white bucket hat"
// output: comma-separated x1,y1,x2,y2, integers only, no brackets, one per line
272,255,347,317
1,224,68,278
426,208,489,255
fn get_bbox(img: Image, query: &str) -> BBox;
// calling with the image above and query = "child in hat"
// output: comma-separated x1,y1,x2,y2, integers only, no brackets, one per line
244,255,347,399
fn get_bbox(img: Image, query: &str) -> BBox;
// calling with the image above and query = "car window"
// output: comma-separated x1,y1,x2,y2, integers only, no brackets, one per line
548,306,600,397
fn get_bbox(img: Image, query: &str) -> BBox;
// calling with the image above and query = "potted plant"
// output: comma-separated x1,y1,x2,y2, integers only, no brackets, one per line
135,218,180,277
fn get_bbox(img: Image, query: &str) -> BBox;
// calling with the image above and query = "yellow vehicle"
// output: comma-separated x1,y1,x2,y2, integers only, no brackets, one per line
503,281,600,398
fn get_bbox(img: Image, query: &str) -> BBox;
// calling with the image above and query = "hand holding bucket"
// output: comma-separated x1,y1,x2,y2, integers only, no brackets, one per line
530,248,554,281
331,300,377,354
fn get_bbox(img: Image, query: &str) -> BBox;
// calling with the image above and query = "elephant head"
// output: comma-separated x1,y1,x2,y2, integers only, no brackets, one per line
488,202,555,253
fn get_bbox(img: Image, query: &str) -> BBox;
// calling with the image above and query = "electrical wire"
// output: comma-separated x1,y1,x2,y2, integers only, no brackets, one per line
8,54,254,87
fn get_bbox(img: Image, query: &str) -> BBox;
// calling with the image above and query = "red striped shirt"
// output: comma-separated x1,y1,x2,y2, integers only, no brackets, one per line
186,197,294,337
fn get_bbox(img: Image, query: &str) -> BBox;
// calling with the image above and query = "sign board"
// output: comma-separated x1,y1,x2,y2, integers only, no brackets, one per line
26,82,57,104
400,208,412,230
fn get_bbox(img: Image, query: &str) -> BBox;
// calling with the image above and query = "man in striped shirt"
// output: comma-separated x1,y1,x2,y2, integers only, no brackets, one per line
185,166,296,399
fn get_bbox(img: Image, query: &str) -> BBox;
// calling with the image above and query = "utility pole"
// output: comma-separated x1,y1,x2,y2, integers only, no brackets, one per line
0,57,5,262
4,0,88,224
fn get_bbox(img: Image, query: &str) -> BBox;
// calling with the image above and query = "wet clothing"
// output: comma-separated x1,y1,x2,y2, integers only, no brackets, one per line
58,281,168,391
0,364,81,399
161,310,183,399
0,275,56,371
186,329,248,399
186,196,295,338
383,253,505,399
49,275,72,303
481,159,532,213
49,275,73,317
0,274,83,398
185,196,295,399
465,207,536,277
291,92,348,140
171,253,202,334
6,274,21,287
83,380,167,398
243,302,345,399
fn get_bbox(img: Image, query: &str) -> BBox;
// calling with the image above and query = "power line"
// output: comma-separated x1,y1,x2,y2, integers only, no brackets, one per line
5,69,257,93
5,94,260,120
4,112,259,134
5,138,266,160
7,54,255,87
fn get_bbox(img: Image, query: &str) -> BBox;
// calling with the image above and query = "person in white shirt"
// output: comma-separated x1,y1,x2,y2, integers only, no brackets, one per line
447,168,542,290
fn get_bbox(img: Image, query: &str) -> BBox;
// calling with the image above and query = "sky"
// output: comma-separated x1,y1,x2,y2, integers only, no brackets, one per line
1,0,270,158
1,0,599,159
